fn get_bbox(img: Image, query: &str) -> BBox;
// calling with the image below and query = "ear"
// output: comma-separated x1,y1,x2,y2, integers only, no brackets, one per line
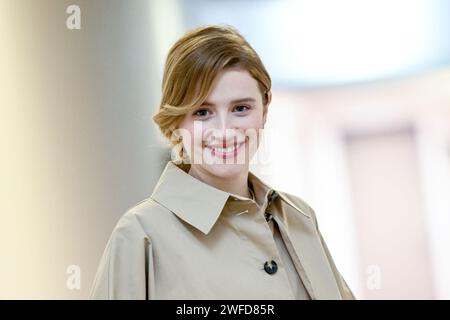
262,90,272,127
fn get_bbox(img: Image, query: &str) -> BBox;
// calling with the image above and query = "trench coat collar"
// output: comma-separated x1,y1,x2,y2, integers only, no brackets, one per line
150,161,341,299
150,160,299,235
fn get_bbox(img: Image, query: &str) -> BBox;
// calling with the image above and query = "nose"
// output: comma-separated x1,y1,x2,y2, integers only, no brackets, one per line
204,113,243,145
217,111,232,133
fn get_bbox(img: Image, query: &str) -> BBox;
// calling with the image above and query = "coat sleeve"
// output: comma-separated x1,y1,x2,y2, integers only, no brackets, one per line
89,212,154,300
307,205,356,300
317,228,356,300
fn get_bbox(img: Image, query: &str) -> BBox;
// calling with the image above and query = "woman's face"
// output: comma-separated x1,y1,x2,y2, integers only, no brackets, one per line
176,67,271,179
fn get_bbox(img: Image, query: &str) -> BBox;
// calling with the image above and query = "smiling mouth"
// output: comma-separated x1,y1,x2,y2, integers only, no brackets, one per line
204,138,247,159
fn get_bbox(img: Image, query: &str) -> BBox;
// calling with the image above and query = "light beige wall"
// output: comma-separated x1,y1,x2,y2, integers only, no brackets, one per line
0,0,172,299
270,68,450,299
345,128,434,299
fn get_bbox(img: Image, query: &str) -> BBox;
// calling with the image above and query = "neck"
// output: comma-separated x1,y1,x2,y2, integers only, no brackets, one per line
188,165,251,199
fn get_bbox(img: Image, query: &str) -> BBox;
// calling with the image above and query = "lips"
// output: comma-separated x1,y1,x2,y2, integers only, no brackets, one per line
204,139,246,159
207,142,244,153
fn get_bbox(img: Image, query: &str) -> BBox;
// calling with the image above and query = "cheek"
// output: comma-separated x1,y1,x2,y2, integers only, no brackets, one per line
243,114,265,148
238,114,265,141
184,113,265,148
244,114,264,129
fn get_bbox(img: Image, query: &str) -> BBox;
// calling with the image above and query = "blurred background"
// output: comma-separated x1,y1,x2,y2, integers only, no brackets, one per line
1,0,449,299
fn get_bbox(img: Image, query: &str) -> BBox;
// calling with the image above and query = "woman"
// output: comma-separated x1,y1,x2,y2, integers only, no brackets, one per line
89,24,355,300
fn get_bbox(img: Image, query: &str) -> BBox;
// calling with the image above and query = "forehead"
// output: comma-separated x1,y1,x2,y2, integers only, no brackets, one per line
204,68,261,104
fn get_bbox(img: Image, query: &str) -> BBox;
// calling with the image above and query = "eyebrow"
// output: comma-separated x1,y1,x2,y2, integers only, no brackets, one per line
201,97,256,106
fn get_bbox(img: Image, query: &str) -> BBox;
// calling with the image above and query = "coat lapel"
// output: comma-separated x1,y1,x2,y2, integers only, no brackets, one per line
275,193,343,300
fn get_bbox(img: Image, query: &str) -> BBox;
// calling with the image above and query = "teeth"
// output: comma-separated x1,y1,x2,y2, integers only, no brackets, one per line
218,146,233,153
215,146,234,153
208,142,243,154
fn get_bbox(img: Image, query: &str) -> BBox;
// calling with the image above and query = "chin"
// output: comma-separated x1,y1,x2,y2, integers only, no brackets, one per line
203,162,248,179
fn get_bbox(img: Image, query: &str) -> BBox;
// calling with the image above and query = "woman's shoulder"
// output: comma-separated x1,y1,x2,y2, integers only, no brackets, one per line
110,196,178,239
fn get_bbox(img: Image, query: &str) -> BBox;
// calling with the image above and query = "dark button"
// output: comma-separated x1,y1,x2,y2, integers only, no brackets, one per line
267,190,278,204
264,260,278,275
264,211,273,222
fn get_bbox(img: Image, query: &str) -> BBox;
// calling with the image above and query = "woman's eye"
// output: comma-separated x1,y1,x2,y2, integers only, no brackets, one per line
193,109,210,117
234,105,250,113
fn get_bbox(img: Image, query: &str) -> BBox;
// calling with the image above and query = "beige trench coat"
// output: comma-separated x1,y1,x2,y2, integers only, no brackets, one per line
89,160,355,300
